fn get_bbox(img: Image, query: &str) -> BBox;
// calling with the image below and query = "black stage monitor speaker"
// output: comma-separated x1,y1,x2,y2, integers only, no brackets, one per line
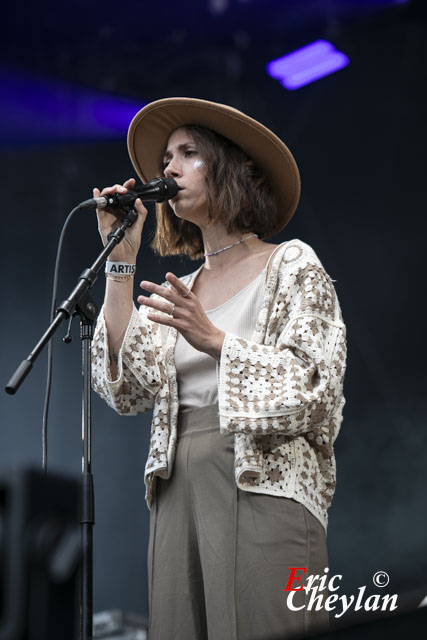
0,467,80,640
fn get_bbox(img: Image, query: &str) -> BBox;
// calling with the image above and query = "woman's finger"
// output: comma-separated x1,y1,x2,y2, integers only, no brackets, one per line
138,295,174,316
140,280,174,301
165,272,192,298
146,312,175,327
134,198,147,214
100,183,127,196
96,179,133,198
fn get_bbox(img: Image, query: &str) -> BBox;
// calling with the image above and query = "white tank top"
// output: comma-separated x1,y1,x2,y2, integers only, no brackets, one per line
175,257,273,412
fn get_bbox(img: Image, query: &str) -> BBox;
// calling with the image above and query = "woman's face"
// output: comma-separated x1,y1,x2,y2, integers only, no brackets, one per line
163,127,209,226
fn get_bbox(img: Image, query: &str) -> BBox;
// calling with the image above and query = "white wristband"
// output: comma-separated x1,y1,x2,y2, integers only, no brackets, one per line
105,261,136,276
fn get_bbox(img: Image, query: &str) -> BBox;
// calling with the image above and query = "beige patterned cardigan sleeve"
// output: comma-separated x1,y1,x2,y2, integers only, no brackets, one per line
215,241,346,527
217,243,346,438
91,302,164,416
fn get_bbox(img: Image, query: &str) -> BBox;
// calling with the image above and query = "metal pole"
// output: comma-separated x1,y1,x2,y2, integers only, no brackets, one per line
80,318,95,640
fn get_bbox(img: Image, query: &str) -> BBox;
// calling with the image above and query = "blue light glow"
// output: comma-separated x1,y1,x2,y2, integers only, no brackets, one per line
266,40,350,90
0,66,145,145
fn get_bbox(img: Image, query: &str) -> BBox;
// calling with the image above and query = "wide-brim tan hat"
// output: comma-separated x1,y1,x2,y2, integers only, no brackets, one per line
127,97,300,235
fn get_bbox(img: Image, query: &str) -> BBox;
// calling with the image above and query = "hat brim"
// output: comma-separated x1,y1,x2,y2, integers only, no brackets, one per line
127,97,300,236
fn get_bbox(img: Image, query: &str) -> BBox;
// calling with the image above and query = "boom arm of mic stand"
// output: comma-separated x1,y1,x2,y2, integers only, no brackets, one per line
5,208,138,395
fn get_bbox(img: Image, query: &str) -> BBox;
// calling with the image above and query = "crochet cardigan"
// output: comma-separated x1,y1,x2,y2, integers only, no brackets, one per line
91,239,347,529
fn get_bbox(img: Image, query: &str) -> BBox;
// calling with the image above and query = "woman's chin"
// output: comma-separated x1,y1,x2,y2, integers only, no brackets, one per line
172,207,204,227
172,208,190,222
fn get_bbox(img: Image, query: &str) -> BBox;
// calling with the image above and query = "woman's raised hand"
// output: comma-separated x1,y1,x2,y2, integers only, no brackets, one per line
94,178,148,262
137,272,225,360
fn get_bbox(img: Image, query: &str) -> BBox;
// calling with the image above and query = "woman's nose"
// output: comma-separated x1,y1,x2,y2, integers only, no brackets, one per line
164,158,182,178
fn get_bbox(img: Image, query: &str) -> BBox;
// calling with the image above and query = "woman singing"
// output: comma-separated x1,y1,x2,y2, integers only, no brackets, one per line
91,98,347,640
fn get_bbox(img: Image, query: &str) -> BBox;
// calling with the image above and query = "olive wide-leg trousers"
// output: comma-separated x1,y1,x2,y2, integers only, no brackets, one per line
148,404,329,640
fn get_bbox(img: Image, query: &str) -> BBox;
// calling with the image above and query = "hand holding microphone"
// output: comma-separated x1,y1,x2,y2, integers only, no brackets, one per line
91,176,179,262
83,177,179,211
94,178,148,262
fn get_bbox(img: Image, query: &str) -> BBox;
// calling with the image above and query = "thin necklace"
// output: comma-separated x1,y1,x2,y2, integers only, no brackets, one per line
204,233,258,257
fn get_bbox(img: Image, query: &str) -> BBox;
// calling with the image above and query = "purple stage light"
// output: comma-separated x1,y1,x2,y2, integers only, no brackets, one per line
266,40,350,90
0,65,145,145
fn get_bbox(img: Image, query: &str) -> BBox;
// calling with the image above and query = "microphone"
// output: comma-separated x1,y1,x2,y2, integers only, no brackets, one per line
78,177,180,210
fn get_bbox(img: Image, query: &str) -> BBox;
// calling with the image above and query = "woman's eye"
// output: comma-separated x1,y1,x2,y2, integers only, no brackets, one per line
162,149,197,170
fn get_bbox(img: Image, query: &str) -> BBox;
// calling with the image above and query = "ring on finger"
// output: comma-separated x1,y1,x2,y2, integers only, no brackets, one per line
169,303,175,316
181,287,191,298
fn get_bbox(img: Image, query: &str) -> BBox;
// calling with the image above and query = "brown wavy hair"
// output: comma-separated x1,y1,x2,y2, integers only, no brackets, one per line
151,125,279,259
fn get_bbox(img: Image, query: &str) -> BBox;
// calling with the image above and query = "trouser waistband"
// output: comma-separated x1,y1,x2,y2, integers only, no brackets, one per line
177,403,220,437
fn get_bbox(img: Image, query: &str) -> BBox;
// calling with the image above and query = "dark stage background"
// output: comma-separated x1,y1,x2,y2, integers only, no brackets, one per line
1,0,426,630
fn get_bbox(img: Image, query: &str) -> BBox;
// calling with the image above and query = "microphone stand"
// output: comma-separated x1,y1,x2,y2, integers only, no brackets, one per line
5,208,139,640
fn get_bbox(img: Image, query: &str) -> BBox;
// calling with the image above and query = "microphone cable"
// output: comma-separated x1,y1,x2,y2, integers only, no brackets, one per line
41,203,86,472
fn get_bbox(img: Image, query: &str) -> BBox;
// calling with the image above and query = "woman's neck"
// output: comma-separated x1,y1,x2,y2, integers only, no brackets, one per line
200,223,266,272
